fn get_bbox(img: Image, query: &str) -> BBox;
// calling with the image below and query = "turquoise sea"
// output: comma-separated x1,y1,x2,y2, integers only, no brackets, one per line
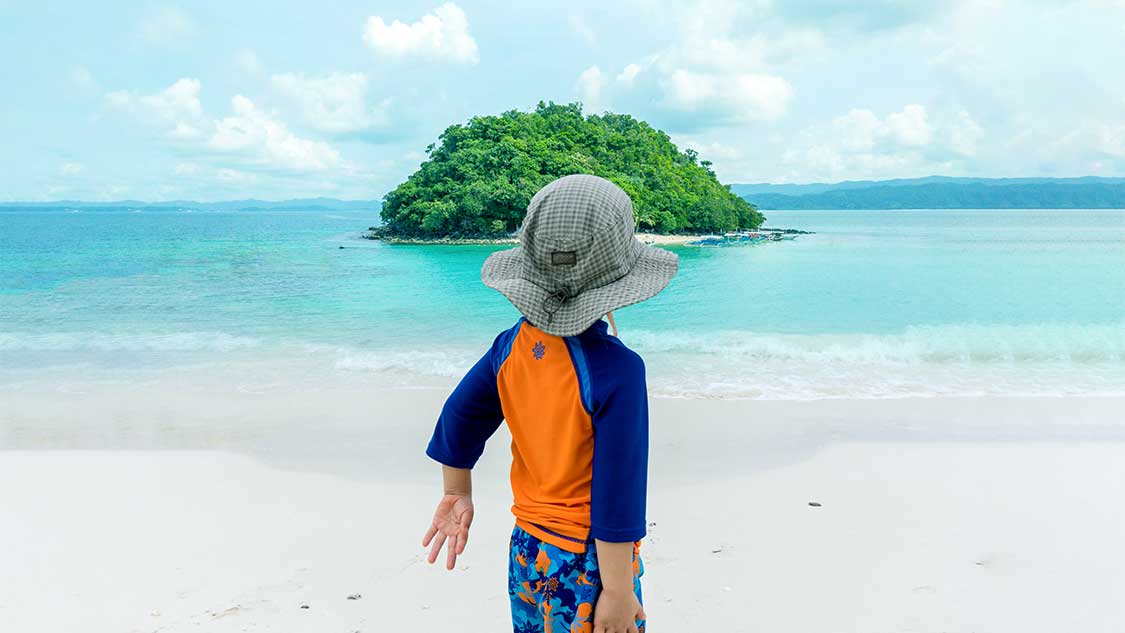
2,207,1124,399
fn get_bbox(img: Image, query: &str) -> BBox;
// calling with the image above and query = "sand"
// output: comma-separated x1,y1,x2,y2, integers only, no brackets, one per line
635,232,701,245
3,379,1125,632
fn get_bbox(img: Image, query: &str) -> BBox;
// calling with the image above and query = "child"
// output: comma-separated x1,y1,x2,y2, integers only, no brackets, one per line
421,174,678,633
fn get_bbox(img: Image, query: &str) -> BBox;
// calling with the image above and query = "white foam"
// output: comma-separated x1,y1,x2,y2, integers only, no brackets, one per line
0,332,261,353
6,322,1124,400
334,348,478,379
624,322,1125,364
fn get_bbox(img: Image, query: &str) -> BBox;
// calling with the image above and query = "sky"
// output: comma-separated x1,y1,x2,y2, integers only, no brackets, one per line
2,0,1125,201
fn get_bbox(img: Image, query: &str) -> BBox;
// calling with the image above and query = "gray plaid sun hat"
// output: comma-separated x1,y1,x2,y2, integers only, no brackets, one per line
481,174,679,336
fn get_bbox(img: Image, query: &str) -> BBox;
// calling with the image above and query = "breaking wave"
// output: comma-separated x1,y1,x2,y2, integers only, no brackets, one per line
0,331,262,353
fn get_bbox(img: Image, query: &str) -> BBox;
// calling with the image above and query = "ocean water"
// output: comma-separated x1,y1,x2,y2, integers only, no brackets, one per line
2,207,1124,400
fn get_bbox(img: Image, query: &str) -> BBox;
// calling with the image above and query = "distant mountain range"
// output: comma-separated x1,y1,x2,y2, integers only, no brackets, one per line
8,176,1125,212
1,197,381,211
732,176,1125,209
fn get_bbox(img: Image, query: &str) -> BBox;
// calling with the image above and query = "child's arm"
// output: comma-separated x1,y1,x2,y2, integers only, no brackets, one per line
594,540,646,633
588,347,650,632
421,327,513,570
422,465,474,570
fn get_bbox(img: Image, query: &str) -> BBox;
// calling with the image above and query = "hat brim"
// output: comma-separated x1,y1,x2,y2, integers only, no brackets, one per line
481,239,679,337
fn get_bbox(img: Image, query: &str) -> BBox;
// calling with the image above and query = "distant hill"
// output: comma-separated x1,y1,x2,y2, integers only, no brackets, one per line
734,177,1125,209
1,198,381,212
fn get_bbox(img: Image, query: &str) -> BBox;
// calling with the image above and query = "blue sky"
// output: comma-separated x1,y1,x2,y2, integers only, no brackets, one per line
3,0,1125,201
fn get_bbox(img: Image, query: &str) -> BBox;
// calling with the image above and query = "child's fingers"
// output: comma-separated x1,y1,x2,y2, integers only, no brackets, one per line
456,527,469,554
427,533,447,564
422,524,438,547
445,534,458,570
636,604,647,620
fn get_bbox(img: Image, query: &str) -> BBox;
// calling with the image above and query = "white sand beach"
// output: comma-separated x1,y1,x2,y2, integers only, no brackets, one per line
3,375,1125,632
635,232,701,245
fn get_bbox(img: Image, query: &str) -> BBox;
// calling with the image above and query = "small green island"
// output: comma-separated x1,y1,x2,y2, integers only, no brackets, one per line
368,102,763,243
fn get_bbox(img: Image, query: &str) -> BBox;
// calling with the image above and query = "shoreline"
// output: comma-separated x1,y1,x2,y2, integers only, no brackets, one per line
361,231,791,246
362,231,701,245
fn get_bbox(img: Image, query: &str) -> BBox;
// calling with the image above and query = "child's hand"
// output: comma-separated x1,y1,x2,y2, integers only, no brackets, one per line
593,587,645,633
422,493,474,570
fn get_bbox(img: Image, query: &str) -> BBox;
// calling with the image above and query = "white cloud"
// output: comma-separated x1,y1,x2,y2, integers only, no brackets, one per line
575,59,793,128
574,2,805,128
137,6,196,46
106,79,339,173
616,64,642,87
271,72,391,135
209,95,340,171
363,3,478,64
777,104,985,181
946,109,984,157
833,104,936,151
661,69,792,121
106,77,205,138
575,66,606,112
884,104,931,146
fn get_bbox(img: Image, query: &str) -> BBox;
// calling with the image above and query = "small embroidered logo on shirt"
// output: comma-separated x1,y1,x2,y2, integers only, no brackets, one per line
532,341,545,360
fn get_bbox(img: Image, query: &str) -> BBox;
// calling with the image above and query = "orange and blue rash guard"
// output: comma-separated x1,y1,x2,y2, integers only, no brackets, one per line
426,317,649,553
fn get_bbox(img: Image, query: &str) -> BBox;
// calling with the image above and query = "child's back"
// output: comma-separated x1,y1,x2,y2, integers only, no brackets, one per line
421,175,677,633
428,316,648,552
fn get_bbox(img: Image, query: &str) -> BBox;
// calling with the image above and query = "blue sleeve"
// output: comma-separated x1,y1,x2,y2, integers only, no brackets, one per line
586,342,649,542
425,325,517,469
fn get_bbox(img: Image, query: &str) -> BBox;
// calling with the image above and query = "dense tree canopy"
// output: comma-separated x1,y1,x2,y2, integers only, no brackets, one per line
378,102,763,237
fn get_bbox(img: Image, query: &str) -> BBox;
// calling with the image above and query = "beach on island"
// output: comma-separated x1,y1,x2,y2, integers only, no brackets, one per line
3,374,1125,633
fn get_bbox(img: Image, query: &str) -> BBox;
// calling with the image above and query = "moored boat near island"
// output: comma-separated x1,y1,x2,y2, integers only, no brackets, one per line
688,229,808,246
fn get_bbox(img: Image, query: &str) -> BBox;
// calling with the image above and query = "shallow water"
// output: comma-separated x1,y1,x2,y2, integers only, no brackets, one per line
2,207,1124,399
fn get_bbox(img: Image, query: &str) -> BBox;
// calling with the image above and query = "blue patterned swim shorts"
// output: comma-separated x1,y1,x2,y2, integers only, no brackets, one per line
508,525,645,633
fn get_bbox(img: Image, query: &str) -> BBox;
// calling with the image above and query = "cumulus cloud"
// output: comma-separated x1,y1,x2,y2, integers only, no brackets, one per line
573,2,800,129
616,63,642,87
576,60,792,127
106,78,339,172
363,3,478,64
780,104,985,181
835,104,932,150
271,72,392,136
661,69,793,120
209,95,340,171
106,78,205,138
575,66,606,112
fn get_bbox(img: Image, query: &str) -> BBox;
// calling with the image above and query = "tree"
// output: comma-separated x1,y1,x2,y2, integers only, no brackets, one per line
378,102,764,237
